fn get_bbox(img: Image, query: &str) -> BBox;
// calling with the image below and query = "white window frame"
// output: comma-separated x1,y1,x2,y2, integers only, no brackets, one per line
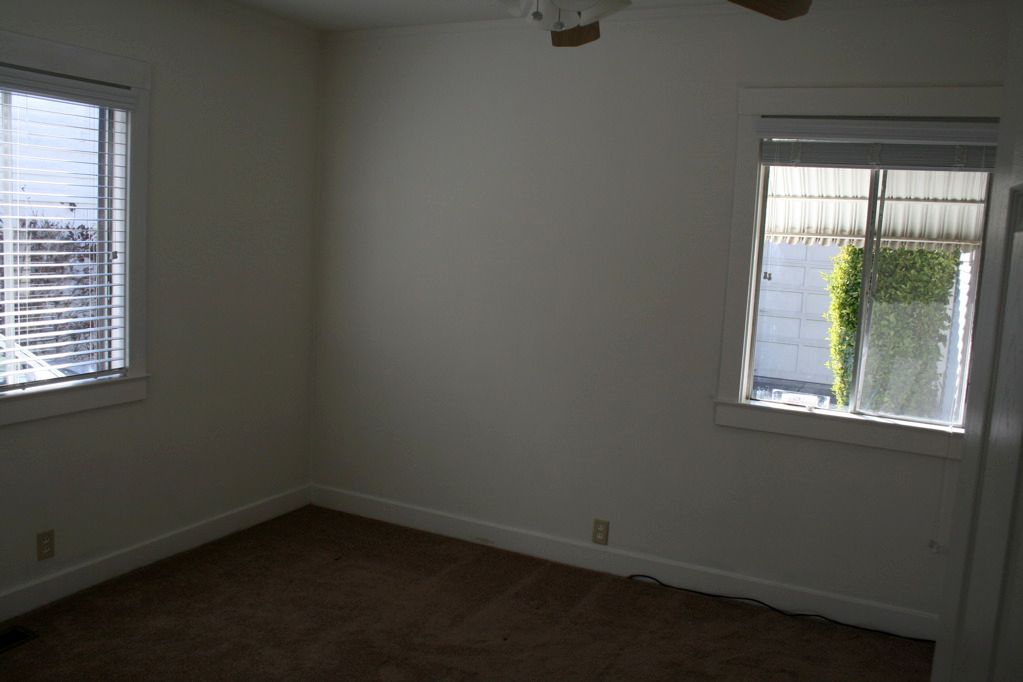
0,31,149,426
715,87,1002,459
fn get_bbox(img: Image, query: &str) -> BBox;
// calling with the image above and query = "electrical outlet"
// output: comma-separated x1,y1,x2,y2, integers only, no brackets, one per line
37,530,55,561
592,519,609,545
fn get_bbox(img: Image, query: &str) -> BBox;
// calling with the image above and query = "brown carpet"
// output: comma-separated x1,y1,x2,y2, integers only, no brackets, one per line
0,506,933,681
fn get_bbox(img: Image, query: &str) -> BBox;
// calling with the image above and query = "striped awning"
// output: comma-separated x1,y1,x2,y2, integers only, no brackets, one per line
763,166,988,252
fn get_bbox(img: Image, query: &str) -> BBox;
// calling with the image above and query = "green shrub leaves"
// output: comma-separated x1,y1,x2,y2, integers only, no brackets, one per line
824,245,958,418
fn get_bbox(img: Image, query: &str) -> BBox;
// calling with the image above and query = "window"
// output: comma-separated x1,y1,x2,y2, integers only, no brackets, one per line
715,87,1004,454
748,127,995,428
0,31,148,425
1,88,129,388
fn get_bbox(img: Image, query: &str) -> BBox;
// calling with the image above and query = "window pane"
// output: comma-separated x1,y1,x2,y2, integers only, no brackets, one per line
856,170,987,425
750,166,870,411
0,88,128,390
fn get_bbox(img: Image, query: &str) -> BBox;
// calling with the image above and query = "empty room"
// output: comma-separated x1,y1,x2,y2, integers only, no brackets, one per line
1,0,1021,679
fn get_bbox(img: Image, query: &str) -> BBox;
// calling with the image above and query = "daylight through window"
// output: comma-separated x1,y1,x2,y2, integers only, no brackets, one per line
0,86,129,393
747,123,995,427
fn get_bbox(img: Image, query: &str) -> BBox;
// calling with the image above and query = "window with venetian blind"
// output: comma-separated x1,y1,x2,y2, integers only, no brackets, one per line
0,31,148,423
745,119,996,427
1,87,129,391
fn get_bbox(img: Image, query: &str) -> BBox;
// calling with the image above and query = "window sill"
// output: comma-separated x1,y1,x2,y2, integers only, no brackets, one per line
0,374,148,427
714,399,963,459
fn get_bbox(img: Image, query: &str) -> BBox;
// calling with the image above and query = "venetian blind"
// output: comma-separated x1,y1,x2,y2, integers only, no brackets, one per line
757,118,997,250
0,85,129,392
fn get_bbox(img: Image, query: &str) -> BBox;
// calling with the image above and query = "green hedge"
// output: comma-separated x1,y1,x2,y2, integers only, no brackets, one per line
823,246,863,407
824,245,958,418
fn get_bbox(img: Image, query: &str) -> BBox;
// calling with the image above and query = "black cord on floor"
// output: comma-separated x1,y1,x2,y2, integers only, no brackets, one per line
627,574,935,644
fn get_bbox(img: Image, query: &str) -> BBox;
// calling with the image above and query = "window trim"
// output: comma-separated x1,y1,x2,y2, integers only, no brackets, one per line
715,87,1002,458
0,30,149,426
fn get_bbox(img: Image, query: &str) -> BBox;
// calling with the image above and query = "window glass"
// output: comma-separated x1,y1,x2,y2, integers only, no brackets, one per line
751,166,870,412
0,87,128,391
856,170,987,425
748,163,989,427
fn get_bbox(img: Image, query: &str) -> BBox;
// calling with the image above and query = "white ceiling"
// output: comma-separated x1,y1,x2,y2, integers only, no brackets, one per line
235,0,712,31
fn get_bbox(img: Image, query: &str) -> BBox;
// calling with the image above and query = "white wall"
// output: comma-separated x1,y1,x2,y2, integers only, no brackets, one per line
312,1,1008,636
0,0,318,610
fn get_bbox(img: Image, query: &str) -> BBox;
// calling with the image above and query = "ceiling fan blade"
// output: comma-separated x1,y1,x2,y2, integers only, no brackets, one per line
727,0,812,20
551,21,601,47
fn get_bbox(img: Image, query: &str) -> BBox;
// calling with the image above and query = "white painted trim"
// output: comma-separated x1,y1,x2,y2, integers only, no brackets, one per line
0,374,149,427
310,484,939,639
0,30,150,90
0,486,310,622
716,110,762,402
717,86,1003,449
0,31,150,426
933,189,1023,681
0,375,148,427
739,86,1001,119
715,400,963,459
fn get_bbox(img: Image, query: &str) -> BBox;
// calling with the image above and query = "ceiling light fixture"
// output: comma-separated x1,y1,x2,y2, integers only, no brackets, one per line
500,1,812,47
553,8,565,31
500,0,631,45
530,0,544,22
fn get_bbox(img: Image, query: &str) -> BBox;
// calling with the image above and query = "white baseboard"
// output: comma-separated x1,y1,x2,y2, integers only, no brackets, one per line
310,484,938,640
0,485,310,623
2,483,938,640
